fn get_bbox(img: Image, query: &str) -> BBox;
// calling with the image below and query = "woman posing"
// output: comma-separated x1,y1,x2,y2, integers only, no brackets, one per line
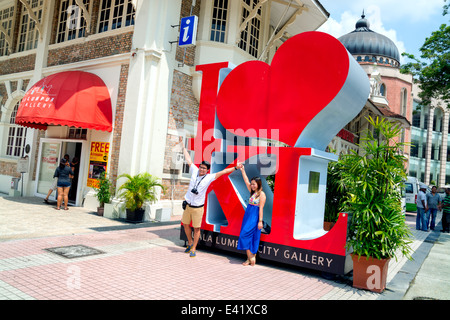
237,164,266,266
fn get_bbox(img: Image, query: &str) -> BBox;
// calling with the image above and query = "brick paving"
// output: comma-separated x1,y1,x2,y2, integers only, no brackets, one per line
0,196,441,301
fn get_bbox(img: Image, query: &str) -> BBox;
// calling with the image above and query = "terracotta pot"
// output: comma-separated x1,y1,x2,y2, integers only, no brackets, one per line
351,254,390,293
97,207,104,216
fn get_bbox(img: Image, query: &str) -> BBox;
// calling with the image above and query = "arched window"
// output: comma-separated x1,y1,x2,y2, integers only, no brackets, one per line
380,83,386,96
5,101,28,157
401,88,407,117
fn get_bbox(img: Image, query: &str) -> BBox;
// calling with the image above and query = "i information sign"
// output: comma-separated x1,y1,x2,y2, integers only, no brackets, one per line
178,15,198,47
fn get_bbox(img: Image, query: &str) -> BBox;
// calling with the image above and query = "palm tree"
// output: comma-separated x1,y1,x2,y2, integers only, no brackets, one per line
117,172,165,212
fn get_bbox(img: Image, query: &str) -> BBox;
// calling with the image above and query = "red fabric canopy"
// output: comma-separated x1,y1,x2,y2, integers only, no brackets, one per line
16,71,113,132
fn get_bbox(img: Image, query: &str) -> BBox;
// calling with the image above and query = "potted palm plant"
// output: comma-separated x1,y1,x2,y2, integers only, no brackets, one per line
94,172,113,216
340,116,413,293
117,172,164,223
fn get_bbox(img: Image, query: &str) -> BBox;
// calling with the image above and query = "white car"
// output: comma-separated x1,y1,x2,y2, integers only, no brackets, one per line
404,176,419,212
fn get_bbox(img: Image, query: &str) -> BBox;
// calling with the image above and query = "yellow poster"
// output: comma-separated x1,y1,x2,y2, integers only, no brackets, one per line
87,142,110,188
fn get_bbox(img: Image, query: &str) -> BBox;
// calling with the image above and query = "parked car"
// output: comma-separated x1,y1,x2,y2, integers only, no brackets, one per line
404,176,419,212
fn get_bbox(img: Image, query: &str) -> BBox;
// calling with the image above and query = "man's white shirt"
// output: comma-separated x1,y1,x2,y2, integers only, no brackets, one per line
184,164,216,206
417,190,427,208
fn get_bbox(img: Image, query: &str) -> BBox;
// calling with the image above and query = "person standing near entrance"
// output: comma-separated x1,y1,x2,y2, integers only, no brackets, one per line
44,154,71,204
178,137,242,257
54,158,74,210
426,186,441,231
69,156,80,201
416,184,428,231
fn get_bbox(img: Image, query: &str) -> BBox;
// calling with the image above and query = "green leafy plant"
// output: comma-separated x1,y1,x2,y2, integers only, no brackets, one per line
325,160,346,223
117,172,165,211
340,116,413,261
95,172,113,208
266,174,275,192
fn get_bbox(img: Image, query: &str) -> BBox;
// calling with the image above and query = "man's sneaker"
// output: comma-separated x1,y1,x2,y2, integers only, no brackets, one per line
184,244,192,253
189,250,196,258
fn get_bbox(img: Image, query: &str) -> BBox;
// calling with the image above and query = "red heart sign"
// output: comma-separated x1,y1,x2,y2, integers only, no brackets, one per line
216,31,351,148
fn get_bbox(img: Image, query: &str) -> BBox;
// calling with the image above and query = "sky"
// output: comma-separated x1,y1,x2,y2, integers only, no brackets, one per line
317,0,449,64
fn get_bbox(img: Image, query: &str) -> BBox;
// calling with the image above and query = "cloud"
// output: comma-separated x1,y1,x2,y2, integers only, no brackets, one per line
321,0,445,23
318,5,407,63
357,0,444,22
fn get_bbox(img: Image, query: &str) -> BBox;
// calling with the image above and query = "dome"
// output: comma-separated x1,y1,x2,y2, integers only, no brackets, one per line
338,13,400,65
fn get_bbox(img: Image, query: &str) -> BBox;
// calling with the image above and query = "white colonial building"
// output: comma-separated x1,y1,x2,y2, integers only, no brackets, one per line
409,82,449,186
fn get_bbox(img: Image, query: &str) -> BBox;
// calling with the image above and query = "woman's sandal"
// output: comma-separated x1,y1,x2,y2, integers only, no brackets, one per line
250,256,256,266
242,259,250,266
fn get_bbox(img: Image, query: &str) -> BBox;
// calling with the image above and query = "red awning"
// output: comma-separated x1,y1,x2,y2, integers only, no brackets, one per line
16,71,113,132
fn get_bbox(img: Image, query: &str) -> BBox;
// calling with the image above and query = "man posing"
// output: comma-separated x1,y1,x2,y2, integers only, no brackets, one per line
179,137,242,257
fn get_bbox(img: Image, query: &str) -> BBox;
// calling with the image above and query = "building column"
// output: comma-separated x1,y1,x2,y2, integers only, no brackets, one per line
440,111,449,186
424,107,434,185
117,0,180,180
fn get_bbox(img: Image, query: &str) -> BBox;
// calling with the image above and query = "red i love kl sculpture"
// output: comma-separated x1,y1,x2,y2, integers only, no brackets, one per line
183,32,369,274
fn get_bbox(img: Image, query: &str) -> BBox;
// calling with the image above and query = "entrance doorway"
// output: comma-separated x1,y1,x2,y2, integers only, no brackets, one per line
35,138,87,206
62,141,82,204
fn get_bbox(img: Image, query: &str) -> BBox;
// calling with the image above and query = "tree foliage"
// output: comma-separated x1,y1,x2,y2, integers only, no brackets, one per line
401,1,449,106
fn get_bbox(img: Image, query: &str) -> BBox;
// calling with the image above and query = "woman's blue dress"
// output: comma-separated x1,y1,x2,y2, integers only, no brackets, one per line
237,194,261,254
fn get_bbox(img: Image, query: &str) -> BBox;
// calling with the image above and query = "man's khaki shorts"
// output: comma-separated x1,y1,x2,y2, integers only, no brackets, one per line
181,205,204,228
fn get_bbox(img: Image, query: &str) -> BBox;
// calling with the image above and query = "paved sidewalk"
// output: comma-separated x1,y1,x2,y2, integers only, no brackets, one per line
0,195,448,301
403,231,450,300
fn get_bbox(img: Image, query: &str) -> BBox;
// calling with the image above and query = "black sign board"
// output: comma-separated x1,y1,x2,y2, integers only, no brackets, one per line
181,228,348,275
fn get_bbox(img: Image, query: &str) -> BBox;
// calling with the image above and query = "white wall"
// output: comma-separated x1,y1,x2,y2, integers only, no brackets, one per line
117,0,181,181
